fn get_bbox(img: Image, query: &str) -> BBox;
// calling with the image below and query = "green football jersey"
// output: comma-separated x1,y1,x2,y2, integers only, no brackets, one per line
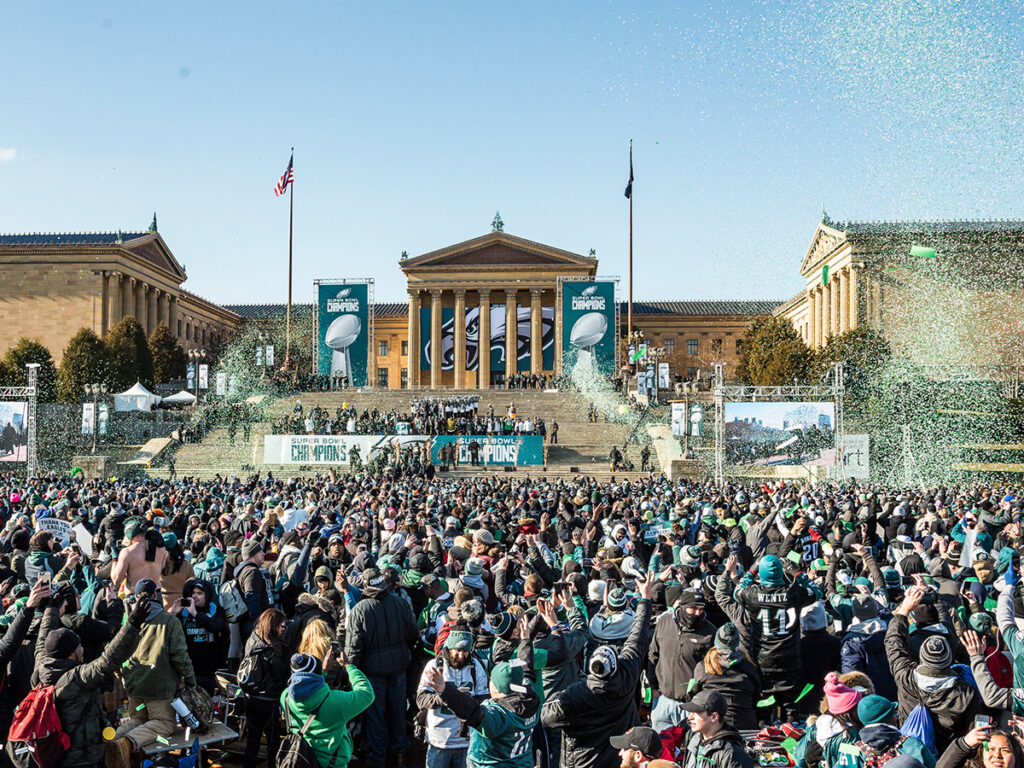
467,700,538,768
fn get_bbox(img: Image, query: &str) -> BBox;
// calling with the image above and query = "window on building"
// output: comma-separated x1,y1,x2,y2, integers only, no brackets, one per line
665,338,675,354
400,368,408,389
177,320,182,337
687,339,698,355
186,323,191,340
377,368,389,388
202,329,207,344
736,339,744,355
711,339,723,355
687,367,697,379
379,340,389,356
401,340,408,356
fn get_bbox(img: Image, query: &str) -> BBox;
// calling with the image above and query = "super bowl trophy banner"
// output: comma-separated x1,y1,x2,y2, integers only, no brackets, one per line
561,280,616,374
315,281,370,387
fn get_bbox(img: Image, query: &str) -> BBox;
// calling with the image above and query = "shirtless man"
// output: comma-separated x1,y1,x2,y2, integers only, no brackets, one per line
110,518,165,592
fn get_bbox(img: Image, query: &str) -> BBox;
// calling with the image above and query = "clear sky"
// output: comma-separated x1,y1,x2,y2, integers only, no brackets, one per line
2,1,1023,305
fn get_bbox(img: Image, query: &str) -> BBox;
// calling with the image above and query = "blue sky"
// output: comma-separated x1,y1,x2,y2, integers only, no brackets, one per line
2,1,1022,305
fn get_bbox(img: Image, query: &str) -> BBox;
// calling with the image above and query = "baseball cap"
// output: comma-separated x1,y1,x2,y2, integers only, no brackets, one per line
609,727,662,758
680,689,727,718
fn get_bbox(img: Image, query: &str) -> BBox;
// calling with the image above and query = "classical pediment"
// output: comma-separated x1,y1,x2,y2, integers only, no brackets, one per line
401,232,597,271
799,223,847,276
123,233,187,282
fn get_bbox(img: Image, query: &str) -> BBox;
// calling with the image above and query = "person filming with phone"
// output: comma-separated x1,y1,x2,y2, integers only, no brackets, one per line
171,578,227,694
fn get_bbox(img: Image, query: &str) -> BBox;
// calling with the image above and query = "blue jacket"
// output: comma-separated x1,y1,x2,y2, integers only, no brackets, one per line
840,619,897,700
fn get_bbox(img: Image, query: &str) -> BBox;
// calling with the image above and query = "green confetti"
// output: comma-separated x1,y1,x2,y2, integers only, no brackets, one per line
136,703,146,711
822,264,829,285
756,695,776,707
787,550,802,564
839,743,862,756
795,682,815,702
156,736,169,745
910,245,937,258
687,678,697,693
781,738,798,756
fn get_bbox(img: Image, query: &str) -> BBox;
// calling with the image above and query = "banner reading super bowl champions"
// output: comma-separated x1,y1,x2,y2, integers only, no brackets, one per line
316,281,370,387
561,280,616,374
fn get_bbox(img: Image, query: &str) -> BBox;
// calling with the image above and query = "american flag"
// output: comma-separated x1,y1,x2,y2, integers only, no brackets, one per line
274,155,294,197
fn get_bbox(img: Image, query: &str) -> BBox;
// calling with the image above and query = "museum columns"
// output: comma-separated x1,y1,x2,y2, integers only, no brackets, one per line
478,289,491,390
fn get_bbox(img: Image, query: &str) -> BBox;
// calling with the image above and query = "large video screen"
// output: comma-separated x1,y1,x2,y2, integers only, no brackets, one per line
0,402,27,462
724,401,835,466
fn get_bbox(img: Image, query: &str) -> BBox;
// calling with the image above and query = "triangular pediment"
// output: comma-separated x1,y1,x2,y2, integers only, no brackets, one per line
401,232,597,270
122,233,187,282
799,222,847,276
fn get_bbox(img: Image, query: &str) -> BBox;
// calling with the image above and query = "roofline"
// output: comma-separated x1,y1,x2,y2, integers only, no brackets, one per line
400,231,597,269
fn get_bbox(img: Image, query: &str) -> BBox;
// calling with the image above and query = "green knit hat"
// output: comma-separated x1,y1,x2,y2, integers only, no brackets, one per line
491,661,528,695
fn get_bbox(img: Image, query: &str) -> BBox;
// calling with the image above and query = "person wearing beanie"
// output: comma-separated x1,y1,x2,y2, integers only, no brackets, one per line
886,584,980,753
649,589,716,731
280,651,374,768
344,564,418,767
839,595,897,701
233,536,270,642
542,573,657,768
589,585,637,657
27,580,147,768
424,623,541,768
798,602,842,715
735,553,822,721
416,623,489,766
690,622,762,730
849,694,935,768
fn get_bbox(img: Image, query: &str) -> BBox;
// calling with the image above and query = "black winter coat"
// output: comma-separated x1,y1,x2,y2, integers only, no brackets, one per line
681,726,755,768
540,599,652,768
29,606,139,768
691,656,761,731
344,583,417,677
649,606,716,701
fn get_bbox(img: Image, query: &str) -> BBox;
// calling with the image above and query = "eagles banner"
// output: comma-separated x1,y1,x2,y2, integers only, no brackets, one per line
421,304,554,373
561,281,616,374
316,282,370,387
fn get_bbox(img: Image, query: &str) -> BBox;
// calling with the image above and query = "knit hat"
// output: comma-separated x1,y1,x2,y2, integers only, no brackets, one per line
241,537,263,560
714,622,740,652
919,635,953,671
465,557,484,576
491,660,529,695
290,653,323,676
162,532,178,549
445,630,474,652
968,611,993,635
607,587,628,611
679,545,701,566
314,566,332,584
758,555,784,587
124,517,145,541
823,672,863,714
488,612,515,638
589,581,607,603
857,694,898,725
473,529,494,546
589,645,619,679
851,595,879,623
460,599,484,626
883,568,901,589
800,602,828,632
44,627,81,659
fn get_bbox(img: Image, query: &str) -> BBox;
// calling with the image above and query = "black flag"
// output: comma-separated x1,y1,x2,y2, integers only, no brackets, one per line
624,141,633,199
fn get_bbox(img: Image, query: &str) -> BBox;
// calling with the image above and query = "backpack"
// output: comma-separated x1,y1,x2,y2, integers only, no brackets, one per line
277,693,341,768
900,704,936,754
6,685,70,768
236,646,274,697
219,579,247,624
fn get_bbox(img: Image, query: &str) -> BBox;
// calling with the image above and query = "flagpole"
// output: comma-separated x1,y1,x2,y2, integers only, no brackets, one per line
628,139,633,339
285,147,294,371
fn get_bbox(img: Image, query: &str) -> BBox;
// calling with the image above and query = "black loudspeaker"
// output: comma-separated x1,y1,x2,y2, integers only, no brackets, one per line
569,466,579,473
504,466,515,473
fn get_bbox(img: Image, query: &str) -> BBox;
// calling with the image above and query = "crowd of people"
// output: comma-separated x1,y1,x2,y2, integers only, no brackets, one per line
269,399,551,439
1,468,1024,768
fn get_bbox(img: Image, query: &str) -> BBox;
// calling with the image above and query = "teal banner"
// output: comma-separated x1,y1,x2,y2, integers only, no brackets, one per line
561,281,615,374
317,282,369,387
431,435,544,466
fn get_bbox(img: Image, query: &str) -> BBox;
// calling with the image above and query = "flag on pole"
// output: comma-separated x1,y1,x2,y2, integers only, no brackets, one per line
624,141,634,199
274,154,294,197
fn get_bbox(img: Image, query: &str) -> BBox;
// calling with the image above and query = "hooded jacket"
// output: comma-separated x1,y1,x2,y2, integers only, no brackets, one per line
343,578,417,677
179,578,227,677
649,606,716,701
283,592,338,653
840,618,897,700
30,606,139,768
541,599,652,768
691,655,762,731
279,666,374,768
884,614,978,753
681,725,755,768
122,600,197,699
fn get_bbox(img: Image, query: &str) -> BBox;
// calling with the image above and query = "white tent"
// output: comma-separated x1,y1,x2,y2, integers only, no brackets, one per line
162,390,197,405
113,381,162,412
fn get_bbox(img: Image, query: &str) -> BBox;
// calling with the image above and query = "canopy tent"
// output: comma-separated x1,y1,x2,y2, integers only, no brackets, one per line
113,381,162,412
162,390,197,405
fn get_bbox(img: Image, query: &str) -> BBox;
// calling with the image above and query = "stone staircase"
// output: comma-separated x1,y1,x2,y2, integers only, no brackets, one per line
154,389,655,479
